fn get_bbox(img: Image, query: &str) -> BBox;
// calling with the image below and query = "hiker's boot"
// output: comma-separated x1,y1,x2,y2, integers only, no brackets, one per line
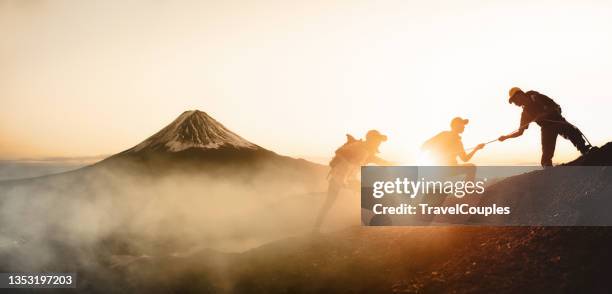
578,144,592,155
585,145,599,155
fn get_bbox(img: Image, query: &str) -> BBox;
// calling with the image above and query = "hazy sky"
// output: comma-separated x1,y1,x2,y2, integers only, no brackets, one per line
1,0,611,165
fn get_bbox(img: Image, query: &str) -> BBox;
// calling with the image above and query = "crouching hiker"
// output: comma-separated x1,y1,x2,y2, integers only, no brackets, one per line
422,117,485,182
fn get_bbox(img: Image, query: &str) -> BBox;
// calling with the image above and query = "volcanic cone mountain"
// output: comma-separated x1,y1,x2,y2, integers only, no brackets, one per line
99,110,325,177
130,110,259,152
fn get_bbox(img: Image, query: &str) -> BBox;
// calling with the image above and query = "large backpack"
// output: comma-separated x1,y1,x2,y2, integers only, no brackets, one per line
421,131,449,153
329,134,361,168
527,91,562,115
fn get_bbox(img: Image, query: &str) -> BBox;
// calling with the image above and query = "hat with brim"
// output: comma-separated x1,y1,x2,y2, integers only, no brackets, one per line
508,87,522,103
451,117,469,127
366,129,388,142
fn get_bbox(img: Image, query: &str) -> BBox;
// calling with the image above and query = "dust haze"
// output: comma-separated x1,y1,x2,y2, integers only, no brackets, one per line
0,163,353,279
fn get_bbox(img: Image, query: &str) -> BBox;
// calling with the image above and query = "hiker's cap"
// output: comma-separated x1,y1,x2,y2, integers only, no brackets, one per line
366,129,387,142
451,117,469,128
508,87,522,103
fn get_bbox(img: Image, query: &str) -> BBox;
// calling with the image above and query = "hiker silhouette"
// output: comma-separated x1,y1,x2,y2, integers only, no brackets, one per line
421,117,485,181
313,130,392,231
498,87,593,167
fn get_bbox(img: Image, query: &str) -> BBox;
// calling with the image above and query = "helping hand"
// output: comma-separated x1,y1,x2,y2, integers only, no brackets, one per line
498,135,507,142
476,143,485,150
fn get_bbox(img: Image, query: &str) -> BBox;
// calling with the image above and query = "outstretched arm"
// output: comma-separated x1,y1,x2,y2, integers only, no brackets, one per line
369,156,394,166
500,110,534,142
458,143,485,162
499,127,526,142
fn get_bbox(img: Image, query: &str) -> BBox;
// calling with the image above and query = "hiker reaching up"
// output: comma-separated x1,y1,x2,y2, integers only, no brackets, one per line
313,130,392,231
498,87,593,167
327,130,392,184
421,117,485,181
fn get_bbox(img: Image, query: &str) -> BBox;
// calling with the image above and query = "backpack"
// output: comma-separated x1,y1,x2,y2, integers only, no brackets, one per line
527,91,562,115
329,134,362,168
421,131,449,153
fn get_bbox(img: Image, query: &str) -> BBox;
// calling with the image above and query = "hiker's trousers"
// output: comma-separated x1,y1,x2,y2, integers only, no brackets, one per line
540,117,588,166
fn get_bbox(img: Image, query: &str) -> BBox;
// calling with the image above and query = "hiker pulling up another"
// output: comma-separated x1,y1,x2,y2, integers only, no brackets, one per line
313,130,392,231
421,117,485,181
498,87,593,167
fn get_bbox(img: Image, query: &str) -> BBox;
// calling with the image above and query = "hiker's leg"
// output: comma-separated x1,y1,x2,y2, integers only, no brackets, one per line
458,163,476,182
541,127,558,167
313,181,341,230
556,118,589,154
442,164,476,182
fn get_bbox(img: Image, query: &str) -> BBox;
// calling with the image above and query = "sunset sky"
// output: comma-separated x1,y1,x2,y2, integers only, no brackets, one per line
1,0,611,165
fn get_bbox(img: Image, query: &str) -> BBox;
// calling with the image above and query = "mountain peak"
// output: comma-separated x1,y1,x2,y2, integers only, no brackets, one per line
130,110,258,152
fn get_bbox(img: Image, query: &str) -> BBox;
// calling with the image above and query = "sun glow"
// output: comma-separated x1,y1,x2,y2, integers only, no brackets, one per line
416,151,439,166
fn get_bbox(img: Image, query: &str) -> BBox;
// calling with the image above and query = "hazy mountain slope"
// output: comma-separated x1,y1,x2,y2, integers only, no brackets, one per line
78,226,611,294
467,142,612,225
232,227,612,294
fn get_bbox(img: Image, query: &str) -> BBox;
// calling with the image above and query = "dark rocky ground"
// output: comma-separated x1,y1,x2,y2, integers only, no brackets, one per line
65,226,611,294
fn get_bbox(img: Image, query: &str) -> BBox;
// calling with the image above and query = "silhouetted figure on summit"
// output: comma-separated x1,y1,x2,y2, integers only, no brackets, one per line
498,87,593,167
313,130,392,231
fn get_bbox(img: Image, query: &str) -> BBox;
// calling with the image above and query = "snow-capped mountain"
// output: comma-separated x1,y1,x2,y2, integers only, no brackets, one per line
129,110,258,153
98,110,326,177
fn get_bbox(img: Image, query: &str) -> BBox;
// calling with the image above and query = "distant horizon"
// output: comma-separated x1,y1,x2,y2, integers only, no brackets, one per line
0,154,548,182
0,107,603,166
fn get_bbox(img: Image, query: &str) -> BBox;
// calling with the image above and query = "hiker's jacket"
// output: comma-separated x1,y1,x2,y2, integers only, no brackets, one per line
329,141,384,184
422,131,464,165
520,91,562,130
335,141,384,166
